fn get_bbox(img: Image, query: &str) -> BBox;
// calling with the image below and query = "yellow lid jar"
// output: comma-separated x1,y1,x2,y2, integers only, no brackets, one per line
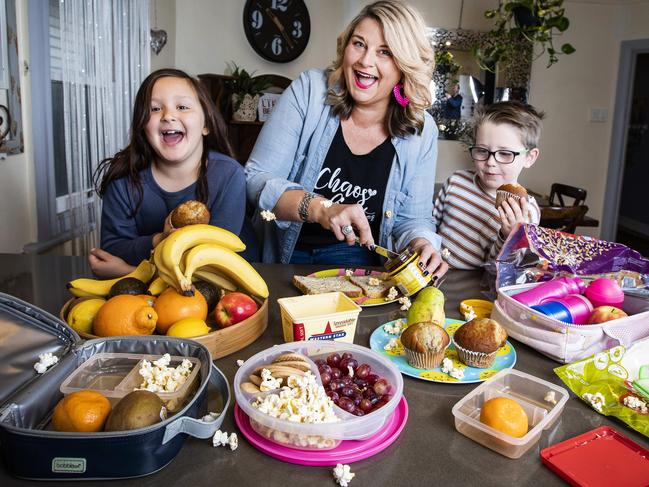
385,248,432,296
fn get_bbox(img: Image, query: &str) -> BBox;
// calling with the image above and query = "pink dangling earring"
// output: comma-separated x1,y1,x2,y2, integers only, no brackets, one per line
392,83,409,107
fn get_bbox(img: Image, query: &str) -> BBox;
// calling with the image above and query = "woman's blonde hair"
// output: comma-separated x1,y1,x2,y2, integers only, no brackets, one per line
327,1,434,137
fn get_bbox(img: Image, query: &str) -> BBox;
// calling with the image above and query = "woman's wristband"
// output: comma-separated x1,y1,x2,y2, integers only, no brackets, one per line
298,191,320,222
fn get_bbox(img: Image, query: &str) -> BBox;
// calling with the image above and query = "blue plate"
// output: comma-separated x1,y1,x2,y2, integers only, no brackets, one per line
369,318,517,383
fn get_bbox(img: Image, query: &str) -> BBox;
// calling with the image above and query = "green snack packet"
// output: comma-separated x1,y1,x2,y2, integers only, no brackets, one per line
554,338,649,439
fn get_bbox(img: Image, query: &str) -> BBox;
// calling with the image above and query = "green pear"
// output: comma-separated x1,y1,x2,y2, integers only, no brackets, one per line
407,286,445,326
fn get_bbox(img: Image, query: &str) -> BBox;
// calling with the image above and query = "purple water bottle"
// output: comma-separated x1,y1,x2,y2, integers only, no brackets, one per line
512,277,587,307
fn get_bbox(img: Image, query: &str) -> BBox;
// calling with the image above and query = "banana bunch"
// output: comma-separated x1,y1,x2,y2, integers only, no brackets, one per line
154,224,269,299
67,260,156,298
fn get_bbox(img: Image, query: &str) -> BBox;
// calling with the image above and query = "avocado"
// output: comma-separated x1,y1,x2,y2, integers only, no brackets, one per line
193,280,220,312
104,390,166,432
108,277,148,298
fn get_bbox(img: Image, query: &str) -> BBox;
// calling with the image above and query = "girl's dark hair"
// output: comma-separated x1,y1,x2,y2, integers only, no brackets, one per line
94,68,233,214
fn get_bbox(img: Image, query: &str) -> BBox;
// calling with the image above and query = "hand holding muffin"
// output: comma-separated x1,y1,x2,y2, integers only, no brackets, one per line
495,184,534,239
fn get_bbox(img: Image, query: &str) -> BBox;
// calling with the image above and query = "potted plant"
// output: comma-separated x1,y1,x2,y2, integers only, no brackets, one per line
473,0,575,70
225,62,272,122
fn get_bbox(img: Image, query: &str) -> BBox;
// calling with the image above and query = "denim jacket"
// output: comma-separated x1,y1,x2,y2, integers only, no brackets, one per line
245,69,441,264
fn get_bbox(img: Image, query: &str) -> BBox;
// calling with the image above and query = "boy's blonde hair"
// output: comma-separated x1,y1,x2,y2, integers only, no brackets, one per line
327,1,434,137
472,101,545,149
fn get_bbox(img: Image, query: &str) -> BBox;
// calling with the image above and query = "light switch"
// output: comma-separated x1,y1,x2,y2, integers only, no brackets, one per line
589,108,608,123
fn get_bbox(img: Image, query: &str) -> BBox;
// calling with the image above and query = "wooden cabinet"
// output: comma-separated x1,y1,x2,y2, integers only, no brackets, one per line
198,73,291,164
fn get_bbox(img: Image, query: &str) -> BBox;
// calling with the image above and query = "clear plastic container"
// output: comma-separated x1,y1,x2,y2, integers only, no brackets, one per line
451,368,569,458
60,353,201,412
234,341,403,450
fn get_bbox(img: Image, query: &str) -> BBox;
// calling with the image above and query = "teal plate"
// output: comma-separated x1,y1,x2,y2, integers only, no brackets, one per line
369,318,517,384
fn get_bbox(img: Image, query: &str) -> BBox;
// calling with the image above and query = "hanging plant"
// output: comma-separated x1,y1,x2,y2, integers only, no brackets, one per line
474,0,575,70
435,50,461,77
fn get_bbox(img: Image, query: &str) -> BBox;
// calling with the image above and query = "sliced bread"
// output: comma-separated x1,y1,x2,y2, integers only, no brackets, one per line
292,275,363,298
348,275,396,299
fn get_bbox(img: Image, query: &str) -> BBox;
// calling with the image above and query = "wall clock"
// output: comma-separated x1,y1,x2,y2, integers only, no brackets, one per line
243,0,310,63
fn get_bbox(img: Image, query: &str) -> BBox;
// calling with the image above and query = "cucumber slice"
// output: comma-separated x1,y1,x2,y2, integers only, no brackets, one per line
639,364,649,380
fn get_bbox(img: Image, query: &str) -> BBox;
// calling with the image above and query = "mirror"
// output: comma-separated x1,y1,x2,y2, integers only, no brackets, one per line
426,28,532,140
0,0,23,154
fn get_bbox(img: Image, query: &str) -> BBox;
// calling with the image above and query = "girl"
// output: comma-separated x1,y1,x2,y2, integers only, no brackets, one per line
90,68,246,278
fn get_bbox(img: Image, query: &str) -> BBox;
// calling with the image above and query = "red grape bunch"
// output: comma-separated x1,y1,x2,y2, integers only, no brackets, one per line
315,352,392,417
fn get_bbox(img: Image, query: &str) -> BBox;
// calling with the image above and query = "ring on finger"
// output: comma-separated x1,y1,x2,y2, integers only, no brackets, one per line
341,224,353,236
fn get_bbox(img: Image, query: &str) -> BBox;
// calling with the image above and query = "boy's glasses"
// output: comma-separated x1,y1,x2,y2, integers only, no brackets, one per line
469,146,529,164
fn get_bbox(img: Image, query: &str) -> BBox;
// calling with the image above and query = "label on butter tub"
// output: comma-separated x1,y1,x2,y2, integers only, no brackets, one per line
291,318,357,343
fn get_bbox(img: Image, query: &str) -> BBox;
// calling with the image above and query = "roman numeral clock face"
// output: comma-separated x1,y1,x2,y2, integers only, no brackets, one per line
243,0,310,63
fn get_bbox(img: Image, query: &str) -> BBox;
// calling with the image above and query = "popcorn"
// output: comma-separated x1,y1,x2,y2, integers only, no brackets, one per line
368,277,380,286
383,319,405,335
345,269,354,277
34,353,59,374
385,286,399,301
623,395,648,414
259,368,283,392
320,199,333,208
202,412,220,422
236,359,245,367
138,354,193,393
544,391,557,405
441,248,451,260
583,392,606,413
441,358,465,380
251,372,339,424
463,309,477,321
260,209,276,221
384,337,400,352
229,432,238,450
398,296,411,311
333,463,355,487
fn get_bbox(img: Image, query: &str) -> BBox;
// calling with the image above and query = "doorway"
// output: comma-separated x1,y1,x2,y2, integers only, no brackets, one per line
603,40,649,257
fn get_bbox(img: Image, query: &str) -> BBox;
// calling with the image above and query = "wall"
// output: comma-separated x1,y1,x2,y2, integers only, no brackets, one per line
0,0,35,252
150,0,176,71
173,0,344,80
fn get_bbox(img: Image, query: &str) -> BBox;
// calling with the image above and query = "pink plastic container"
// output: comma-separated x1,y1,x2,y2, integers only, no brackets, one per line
512,277,586,307
554,294,594,324
586,278,624,309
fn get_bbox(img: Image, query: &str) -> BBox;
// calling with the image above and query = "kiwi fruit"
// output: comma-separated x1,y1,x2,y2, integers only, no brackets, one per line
108,277,148,298
104,390,166,432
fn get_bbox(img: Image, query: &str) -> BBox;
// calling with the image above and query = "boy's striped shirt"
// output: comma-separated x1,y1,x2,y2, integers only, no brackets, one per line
433,170,540,269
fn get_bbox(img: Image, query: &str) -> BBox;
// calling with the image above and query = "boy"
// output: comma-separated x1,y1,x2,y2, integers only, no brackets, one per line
433,101,543,269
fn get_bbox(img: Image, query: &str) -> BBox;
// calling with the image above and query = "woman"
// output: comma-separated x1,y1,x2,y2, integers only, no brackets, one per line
245,1,447,278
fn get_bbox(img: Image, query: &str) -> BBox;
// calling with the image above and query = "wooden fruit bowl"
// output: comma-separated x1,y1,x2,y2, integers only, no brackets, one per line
60,296,268,360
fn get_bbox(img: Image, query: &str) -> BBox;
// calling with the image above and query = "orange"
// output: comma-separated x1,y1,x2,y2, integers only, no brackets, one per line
154,287,207,334
52,390,112,432
93,294,157,336
479,397,529,438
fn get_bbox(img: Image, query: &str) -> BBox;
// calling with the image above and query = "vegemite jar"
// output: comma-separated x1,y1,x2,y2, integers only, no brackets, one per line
385,248,432,296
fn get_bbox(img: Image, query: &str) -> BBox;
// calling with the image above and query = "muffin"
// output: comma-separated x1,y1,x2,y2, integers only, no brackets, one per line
495,183,528,209
170,200,210,228
453,318,508,368
400,322,450,369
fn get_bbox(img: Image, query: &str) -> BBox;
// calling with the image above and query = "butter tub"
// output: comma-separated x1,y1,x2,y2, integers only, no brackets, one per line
278,292,362,343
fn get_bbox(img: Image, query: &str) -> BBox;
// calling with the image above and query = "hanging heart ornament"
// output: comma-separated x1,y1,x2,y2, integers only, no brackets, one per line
150,29,167,55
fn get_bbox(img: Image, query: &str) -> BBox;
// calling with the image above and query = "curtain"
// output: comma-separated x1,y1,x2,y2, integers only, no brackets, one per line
56,0,150,256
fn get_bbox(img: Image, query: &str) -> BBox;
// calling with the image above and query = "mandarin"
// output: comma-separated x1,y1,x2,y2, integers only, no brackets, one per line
154,287,207,334
52,390,112,432
93,294,157,336
480,397,529,438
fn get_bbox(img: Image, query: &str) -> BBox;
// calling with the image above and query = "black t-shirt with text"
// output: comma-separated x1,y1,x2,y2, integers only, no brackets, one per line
297,124,395,249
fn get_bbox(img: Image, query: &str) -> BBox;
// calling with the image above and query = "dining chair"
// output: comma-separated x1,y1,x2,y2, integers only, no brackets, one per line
549,183,587,207
540,205,589,234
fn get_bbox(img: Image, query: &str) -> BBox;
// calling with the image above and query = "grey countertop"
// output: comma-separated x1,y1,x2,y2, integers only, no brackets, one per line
0,254,647,486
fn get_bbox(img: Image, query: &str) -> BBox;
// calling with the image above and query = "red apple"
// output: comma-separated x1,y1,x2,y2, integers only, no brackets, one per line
215,292,258,328
587,306,628,324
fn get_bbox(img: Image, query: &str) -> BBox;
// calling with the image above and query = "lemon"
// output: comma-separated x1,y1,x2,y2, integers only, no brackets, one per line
66,298,106,334
166,317,211,338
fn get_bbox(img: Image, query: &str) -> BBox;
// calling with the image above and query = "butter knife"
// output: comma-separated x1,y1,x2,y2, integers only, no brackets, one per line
354,238,399,259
